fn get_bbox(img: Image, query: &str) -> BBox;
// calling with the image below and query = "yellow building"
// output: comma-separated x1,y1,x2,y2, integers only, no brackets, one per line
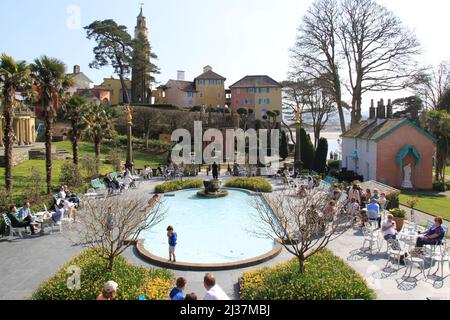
194,66,226,109
97,77,132,106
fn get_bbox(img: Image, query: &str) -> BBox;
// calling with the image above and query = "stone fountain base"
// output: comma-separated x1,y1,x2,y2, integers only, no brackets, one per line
197,179,229,198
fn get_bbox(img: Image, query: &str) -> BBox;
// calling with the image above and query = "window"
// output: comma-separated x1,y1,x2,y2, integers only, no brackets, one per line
198,80,205,85
217,93,221,98
237,89,241,95
187,92,194,98
266,98,270,105
267,88,270,93
258,98,262,105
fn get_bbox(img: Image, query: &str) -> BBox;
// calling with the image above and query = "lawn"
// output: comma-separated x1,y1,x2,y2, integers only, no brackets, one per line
0,140,167,198
400,191,450,220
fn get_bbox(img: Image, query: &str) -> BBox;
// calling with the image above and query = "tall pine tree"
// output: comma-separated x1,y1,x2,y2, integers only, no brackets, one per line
279,130,289,160
300,128,315,170
313,138,329,174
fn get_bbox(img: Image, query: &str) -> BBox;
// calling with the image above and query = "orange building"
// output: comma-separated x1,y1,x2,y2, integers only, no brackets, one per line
342,99,436,190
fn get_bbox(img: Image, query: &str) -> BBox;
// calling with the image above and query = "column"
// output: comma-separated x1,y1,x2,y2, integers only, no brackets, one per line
25,118,30,145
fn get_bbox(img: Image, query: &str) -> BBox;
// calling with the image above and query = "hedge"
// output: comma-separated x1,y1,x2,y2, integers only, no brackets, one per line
32,249,174,300
240,249,375,300
224,178,273,193
155,179,203,194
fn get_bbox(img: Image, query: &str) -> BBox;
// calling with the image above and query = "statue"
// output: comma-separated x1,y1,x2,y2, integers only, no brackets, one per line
125,105,133,125
401,163,413,189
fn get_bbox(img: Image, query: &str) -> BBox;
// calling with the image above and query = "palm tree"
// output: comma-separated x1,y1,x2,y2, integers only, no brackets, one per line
64,96,89,165
31,56,70,194
0,54,32,193
83,102,115,173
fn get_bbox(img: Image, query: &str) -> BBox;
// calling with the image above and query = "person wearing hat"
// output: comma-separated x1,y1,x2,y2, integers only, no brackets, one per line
97,281,118,300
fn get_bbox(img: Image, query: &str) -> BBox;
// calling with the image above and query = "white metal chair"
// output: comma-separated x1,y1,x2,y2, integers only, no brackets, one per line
362,226,381,254
427,243,449,280
2,213,23,239
385,238,407,272
404,248,427,279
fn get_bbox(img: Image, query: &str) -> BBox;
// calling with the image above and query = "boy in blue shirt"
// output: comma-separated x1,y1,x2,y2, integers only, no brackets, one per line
170,277,186,300
167,226,177,262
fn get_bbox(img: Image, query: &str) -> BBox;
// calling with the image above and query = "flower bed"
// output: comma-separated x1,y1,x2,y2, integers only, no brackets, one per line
224,178,273,193
155,179,203,194
32,249,174,300
240,249,375,300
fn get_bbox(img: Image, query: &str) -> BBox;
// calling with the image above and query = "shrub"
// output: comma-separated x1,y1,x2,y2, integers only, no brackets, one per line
240,249,375,300
155,179,203,194
328,160,341,170
386,191,400,210
313,138,328,174
23,166,45,202
389,208,406,218
0,189,14,213
432,181,448,192
107,148,124,172
32,249,173,300
224,178,273,193
81,156,100,180
59,161,84,188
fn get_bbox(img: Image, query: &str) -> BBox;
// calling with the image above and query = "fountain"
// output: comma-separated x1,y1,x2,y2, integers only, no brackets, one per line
197,179,229,198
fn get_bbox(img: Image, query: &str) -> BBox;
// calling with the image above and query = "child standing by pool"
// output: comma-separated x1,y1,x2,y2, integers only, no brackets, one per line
167,226,177,262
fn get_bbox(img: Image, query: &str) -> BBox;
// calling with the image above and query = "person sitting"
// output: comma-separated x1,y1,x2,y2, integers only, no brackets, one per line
381,214,398,241
332,185,342,201
56,186,66,200
97,281,118,301
123,174,136,189
62,197,78,222
51,202,65,224
348,198,361,221
7,205,36,235
348,184,361,205
68,193,80,208
371,189,380,202
203,273,230,300
17,201,35,222
170,277,186,301
366,199,381,229
378,193,388,211
112,177,125,192
416,217,445,248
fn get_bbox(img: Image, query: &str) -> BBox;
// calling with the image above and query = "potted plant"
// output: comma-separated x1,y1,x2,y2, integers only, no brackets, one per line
389,208,407,231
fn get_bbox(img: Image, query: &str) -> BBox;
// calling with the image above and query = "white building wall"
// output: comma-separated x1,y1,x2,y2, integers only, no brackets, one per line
342,137,377,181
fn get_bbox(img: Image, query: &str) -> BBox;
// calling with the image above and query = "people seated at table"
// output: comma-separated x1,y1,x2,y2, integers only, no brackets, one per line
381,214,398,241
332,185,342,200
67,193,80,208
361,189,372,207
61,197,78,222
366,199,381,229
142,165,152,180
415,217,445,248
123,174,136,189
6,205,36,235
348,198,361,220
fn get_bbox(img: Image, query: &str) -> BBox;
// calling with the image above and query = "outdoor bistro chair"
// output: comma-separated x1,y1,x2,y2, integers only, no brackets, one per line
427,243,450,280
385,238,407,272
361,226,381,255
2,213,23,239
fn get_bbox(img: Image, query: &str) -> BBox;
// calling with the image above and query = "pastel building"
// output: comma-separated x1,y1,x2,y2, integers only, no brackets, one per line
229,76,282,121
194,65,226,108
156,66,226,109
97,77,132,106
341,99,435,190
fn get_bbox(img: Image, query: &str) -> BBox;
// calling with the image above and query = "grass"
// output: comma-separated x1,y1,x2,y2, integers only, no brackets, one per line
0,140,167,198
400,191,450,220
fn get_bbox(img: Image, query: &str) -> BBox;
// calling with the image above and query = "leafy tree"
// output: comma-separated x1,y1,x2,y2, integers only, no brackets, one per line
64,96,90,165
424,110,450,182
392,96,424,125
31,56,71,194
59,161,84,189
300,128,315,170
83,103,115,172
0,54,32,193
85,20,133,104
313,138,329,174
131,32,160,104
279,130,289,160
437,88,450,112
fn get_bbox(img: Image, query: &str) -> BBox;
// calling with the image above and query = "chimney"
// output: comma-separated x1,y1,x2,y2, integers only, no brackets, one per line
369,99,376,120
177,71,185,81
203,65,213,73
386,99,393,119
73,65,81,74
377,99,386,119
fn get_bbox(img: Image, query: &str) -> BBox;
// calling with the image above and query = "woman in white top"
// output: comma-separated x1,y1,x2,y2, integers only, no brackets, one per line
381,214,398,241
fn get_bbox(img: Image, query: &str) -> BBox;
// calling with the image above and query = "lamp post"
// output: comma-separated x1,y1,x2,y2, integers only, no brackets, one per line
294,108,303,173
125,105,134,171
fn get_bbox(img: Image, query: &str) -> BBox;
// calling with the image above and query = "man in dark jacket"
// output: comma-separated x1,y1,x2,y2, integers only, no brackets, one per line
6,205,35,235
212,162,219,180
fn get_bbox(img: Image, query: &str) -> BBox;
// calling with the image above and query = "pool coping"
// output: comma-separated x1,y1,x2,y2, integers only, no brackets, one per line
135,187,283,271
135,239,283,271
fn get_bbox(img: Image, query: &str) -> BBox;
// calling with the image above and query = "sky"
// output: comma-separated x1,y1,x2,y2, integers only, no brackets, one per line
1,0,449,114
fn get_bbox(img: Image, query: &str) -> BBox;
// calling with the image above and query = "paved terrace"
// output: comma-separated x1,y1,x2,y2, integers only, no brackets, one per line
0,175,449,300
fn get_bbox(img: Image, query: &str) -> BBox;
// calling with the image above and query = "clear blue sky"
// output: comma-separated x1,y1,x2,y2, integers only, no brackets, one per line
1,0,449,111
